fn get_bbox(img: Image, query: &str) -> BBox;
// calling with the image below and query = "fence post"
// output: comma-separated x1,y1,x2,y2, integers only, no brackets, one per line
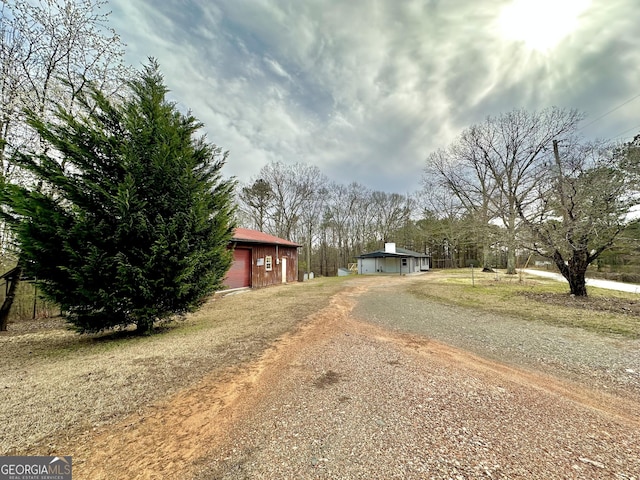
32,281,38,320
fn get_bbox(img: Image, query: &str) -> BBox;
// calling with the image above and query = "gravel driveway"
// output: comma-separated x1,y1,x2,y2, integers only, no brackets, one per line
353,277,640,399
192,275,640,480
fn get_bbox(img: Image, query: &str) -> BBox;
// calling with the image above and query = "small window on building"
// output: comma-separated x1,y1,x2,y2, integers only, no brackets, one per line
265,255,273,271
401,258,408,267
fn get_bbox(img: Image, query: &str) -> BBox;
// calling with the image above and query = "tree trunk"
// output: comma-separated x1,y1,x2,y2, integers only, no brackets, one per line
567,250,589,296
482,239,493,271
506,244,516,274
553,249,589,296
0,264,22,331
135,317,154,335
306,231,312,276
567,269,588,296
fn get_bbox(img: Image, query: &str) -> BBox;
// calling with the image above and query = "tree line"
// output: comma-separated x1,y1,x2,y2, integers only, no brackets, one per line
425,108,639,296
236,109,640,297
1,0,638,336
237,165,416,276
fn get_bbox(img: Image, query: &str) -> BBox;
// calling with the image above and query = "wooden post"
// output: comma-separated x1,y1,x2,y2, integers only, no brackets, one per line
0,265,22,331
32,281,38,320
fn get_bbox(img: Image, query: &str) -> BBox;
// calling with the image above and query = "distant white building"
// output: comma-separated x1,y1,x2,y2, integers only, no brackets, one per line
357,243,430,275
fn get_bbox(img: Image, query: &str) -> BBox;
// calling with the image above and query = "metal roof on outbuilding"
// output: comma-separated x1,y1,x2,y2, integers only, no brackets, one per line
231,228,301,247
357,247,427,259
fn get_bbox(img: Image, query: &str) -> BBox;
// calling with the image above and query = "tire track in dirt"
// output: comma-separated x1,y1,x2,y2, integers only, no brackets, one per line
70,282,370,480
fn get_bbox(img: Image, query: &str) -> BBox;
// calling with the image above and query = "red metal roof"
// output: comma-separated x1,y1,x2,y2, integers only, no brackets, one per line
232,228,300,247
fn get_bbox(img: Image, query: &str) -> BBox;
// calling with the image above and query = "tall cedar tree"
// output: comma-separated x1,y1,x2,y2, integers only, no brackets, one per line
1,61,235,333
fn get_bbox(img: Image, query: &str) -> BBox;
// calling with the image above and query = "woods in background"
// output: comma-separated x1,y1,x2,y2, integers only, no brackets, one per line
237,112,640,297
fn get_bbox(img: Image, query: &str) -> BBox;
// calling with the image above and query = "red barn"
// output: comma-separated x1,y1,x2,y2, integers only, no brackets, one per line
224,228,300,289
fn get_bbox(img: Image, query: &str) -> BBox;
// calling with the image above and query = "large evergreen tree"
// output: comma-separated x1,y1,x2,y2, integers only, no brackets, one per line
1,60,235,333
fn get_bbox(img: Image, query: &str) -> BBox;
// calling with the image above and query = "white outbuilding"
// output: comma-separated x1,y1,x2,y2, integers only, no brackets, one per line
357,243,430,275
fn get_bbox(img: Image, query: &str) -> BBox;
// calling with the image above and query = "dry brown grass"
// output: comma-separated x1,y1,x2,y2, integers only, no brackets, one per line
0,277,347,455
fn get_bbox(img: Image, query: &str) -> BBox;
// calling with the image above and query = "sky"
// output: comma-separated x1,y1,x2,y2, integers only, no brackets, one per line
108,0,640,194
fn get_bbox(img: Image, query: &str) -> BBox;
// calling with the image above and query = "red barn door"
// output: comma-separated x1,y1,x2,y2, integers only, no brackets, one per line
225,248,251,289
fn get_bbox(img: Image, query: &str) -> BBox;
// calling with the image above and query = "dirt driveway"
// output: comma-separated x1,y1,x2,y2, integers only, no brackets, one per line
67,275,640,478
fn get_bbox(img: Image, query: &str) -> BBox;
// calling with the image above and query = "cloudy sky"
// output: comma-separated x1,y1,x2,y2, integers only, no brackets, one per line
108,0,640,193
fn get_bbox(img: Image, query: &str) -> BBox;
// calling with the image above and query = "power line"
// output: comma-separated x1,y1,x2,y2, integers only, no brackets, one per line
610,123,640,141
579,92,640,131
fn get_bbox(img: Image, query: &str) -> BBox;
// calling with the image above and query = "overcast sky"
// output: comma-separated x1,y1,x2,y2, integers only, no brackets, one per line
108,0,640,193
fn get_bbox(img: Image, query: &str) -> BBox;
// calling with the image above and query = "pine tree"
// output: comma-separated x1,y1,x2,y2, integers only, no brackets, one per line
1,60,235,333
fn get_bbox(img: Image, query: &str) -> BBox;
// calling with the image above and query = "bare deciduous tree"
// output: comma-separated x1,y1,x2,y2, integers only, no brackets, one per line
425,128,499,270
517,139,637,296
371,191,411,244
1,0,129,170
426,107,584,274
256,161,325,242
472,108,584,273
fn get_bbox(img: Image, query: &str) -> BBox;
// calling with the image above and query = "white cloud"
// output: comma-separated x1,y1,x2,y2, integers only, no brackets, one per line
109,0,640,193
263,57,292,81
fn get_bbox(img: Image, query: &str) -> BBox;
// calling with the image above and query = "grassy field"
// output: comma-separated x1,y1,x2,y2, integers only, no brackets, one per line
408,269,640,338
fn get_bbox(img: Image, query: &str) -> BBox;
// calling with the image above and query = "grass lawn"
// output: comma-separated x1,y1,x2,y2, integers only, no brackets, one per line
408,269,640,338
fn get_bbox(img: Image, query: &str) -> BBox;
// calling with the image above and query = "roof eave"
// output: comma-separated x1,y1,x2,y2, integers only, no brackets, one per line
231,237,301,248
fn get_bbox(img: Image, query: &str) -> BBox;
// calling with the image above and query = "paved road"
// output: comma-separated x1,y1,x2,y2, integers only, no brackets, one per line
522,268,640,293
